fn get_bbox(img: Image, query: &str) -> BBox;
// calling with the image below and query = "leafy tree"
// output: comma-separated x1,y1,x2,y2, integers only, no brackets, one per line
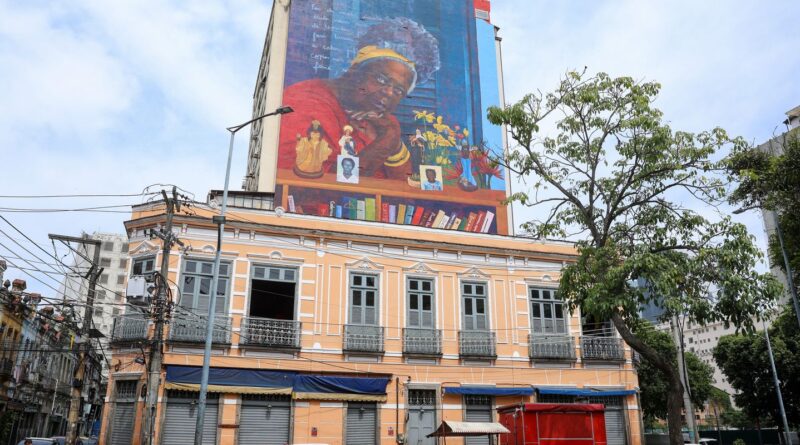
636,328,714,422
487,71,781,445
713,306,799,427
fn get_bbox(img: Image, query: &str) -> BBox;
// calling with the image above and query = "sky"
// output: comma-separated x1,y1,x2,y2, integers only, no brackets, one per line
1,0,798,296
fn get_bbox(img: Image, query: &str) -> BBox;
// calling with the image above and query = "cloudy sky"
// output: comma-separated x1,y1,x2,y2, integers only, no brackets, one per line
1,0,798,296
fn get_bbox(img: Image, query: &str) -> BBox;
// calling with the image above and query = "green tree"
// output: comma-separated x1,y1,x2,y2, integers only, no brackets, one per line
713,306,800,427
726,130,800,285
636,328,714,422
487,71,780,445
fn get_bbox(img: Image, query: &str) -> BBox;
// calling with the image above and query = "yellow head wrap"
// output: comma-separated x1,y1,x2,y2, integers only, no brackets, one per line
350,45,416,68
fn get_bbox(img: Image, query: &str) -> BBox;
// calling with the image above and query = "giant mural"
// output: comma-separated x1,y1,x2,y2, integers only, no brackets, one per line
275,0,507,234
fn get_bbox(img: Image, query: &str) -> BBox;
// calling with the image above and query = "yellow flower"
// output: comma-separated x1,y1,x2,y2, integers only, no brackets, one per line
435,156,452,166
463,128,469,137
433,122,450,133
424,131,438,143
435,134,453,147
413,110,435,123
436,115,443,125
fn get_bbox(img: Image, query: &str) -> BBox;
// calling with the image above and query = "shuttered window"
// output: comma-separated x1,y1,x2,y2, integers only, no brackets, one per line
462,282,488,331
350,273,379,326
530,288,566,334
407,278,434,328
346,402,378,445
109,380,137,445
239,394,291,445
180,259,231,314
161,391,219,445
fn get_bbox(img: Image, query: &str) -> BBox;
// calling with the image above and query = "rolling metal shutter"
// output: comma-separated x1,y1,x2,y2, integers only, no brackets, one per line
346,402,377,445
110,402,135,445
465,395,493,445
587,396,627,445
238,394,291,445
162,391,219,445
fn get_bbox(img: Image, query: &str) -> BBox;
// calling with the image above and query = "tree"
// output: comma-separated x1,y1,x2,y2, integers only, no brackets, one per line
713,306,800,427
487,71,781,445
636,328,714,422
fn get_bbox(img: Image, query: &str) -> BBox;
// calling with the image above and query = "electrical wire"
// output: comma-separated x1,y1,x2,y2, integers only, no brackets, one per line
0,192,160,199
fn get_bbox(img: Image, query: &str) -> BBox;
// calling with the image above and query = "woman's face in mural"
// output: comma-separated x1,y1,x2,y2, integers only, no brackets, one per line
344,60,414,115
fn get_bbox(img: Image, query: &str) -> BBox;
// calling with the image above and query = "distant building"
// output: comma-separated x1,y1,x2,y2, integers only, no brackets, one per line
59,232,130,377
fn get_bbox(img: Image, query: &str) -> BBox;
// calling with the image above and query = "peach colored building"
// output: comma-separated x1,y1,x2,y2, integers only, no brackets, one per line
99,201,642,445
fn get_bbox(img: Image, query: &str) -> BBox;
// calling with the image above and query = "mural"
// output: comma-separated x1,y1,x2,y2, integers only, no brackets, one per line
276,0,506,234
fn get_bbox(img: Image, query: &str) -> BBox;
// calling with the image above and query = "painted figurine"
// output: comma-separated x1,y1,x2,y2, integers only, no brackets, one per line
293,120,332,178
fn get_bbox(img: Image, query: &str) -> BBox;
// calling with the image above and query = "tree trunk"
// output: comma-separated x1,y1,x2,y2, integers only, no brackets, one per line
610,313,686,445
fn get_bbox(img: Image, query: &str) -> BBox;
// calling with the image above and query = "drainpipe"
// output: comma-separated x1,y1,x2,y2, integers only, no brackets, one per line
396,377,401,444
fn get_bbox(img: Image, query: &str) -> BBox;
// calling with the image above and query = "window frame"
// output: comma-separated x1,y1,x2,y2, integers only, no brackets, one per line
460,281,489,331
529,287,567,335
406,276,435,329
348,272,380,326
178,258,232,315
131,255,156,278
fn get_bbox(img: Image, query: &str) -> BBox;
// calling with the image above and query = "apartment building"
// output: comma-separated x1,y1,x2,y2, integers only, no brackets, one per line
100,202,642,445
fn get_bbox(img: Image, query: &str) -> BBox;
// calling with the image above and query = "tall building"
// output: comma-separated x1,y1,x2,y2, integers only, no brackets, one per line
59,232,130,377
100,2,643,445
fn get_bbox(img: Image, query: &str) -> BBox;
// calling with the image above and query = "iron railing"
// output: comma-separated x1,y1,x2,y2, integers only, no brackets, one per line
169,309,231,344
403,328,442,356
343,324,384,353
239,316,301,349
581,336,625,361
111,315,149,343
528,334,576,360
458,330,496,358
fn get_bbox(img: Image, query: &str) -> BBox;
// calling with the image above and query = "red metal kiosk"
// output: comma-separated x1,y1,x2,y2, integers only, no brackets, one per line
497,403,609,445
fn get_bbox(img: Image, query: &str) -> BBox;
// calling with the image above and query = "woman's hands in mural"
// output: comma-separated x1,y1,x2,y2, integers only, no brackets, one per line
358,114,402,175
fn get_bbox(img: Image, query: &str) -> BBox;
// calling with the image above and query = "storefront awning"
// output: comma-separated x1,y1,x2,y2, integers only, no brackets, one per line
443,386,533,396
536,387,636,397
427,420,510,437
166,365,295,390
293,375,390,402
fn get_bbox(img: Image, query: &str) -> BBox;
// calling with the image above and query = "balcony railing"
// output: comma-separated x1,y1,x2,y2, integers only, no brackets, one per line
458,330,496,358
169,309,231,344
111,315,149,343
0,358,13,377
40,376,56,391
403,328,442,356
239,316,301,349
581,336,625,361
528,335,576,360
344,324,384,353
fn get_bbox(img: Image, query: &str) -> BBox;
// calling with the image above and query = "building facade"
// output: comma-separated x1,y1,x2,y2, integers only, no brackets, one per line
100,202,642,445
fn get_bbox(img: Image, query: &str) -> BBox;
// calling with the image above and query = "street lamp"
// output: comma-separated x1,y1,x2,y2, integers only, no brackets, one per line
194,105,293,445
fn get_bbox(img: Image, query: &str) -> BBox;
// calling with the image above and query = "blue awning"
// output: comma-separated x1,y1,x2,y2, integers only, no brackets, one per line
444,386,534,396
293,375,389,395
166,365,295,389
536,387,636,397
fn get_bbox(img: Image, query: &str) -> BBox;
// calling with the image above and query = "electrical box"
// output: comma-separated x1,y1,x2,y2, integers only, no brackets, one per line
126,275,150,306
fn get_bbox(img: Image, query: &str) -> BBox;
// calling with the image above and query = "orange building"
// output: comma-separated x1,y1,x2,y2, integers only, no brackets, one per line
99,200,642,445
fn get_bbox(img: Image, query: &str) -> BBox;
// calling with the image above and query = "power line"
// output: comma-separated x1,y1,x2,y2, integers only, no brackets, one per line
0,192,160,199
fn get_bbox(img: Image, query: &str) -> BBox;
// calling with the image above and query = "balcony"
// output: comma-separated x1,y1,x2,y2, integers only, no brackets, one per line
239,316,301,349
528,335,576,361
169,309,231,344
40,376,56,392
403,328,442,356
343,324,384,354
581,336,625,361
111,315,149,343
458,330,496,359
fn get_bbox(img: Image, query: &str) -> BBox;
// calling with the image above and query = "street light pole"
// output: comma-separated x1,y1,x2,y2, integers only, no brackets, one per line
762,319,791,445
193,106,293,445
773,216,800,328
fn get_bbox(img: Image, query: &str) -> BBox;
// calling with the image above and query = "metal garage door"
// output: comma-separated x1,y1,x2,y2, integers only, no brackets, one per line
587,396,627,445
162,391,219,445
110,380,137,445
238,394,291,444
407,390,436,445
346,402,377,445
465,395,493,445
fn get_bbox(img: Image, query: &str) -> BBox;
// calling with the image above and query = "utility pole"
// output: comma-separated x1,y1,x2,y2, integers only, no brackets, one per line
672,316,698,442
142,187,183,445
49,233,102,445
763,320,791,445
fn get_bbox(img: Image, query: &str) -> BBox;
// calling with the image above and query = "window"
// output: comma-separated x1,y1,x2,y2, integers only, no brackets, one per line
102,241,114,251
407,278,434,328
94,308,103,316
179,259,231,314
349,273,378,325
132,256,156,277
462,282,488,331
96,290,106,300
117,275,126,285
249,265,297,320
99,274,108,284
119,258,128,269
121,243,129,253
529,287,566,335
100,258,112,268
